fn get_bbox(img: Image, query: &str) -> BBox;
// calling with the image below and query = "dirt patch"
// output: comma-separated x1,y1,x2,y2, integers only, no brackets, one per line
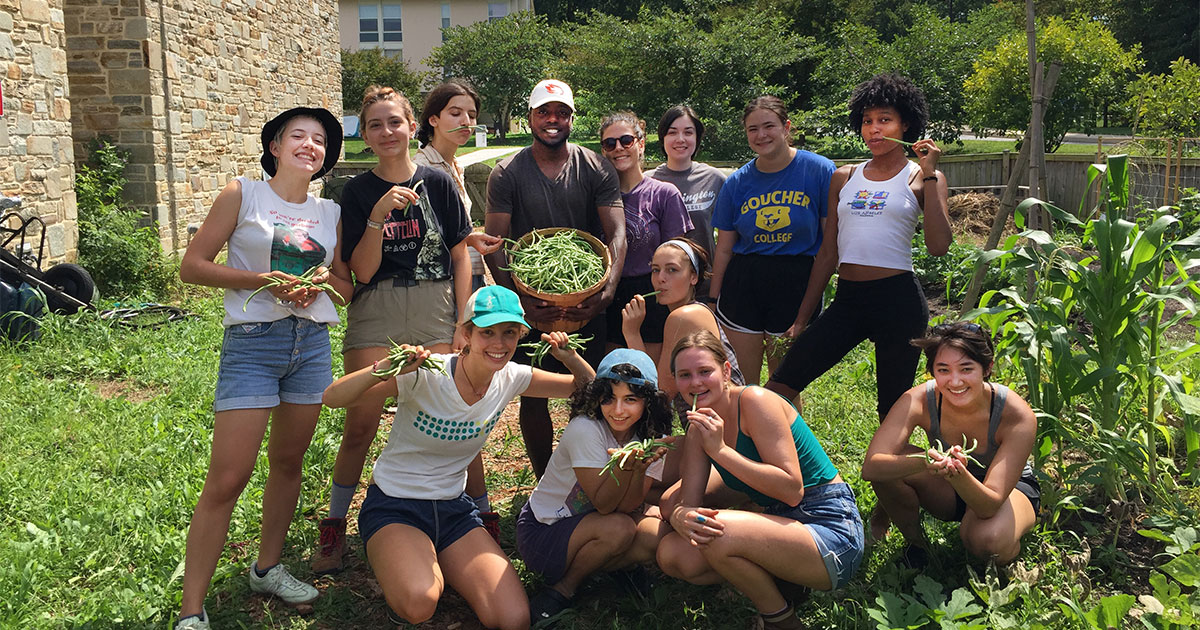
948,191,1013,246
91,379,163,403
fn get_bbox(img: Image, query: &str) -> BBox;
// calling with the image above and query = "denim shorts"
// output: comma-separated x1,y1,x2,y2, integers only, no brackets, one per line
769,482,864,590
358,484,484,552
515,501,588,584
213,316,332,412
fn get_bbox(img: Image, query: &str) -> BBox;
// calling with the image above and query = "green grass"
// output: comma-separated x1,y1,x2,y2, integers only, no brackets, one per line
0,293,1179,629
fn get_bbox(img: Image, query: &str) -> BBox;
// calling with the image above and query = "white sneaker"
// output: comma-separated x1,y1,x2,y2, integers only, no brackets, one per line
248,561,319,604
175,609,210,629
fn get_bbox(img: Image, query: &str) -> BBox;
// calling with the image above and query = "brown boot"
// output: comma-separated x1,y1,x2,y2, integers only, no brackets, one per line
311,517,347,575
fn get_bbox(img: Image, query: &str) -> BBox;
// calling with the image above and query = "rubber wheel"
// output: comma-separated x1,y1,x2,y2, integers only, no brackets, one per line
41,263,96,315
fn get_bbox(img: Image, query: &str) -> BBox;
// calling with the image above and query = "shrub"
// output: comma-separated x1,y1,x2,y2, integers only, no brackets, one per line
341,48,428,114
75,139,176,299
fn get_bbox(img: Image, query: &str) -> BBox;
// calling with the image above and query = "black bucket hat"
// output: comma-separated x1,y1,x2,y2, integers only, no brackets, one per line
260,107,343,180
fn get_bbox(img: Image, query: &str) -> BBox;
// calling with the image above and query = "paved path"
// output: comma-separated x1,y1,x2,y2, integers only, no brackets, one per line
459,146,522,166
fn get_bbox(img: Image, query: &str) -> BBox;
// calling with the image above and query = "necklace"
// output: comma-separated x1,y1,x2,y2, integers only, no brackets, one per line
456,356,490,398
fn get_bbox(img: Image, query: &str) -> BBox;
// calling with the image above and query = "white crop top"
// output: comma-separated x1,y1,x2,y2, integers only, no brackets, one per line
836,161,921,272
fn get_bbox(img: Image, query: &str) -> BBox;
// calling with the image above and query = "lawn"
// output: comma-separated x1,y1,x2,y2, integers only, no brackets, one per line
2,278,1194,628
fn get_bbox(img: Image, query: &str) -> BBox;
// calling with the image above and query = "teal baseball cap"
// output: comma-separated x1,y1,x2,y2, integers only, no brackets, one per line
596,348,658,388
462,285,530,329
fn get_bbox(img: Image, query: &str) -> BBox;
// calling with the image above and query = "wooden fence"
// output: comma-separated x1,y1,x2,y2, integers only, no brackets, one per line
333,148,1200,217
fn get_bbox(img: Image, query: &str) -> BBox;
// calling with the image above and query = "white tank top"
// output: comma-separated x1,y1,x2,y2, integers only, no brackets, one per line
223,177,341,326
836,161,921,272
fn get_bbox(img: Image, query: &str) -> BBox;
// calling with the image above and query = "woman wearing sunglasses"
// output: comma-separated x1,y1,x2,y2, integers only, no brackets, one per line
599,111,692,360
862,322,1039,567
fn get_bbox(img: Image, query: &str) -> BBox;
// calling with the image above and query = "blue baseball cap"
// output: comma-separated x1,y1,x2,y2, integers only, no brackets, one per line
461,285,530,329
596,348,658,388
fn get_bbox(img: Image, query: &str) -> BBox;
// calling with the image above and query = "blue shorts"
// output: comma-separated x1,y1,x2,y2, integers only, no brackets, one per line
358,484,484,552
769,482,863,590
214,316,332,413
515,501,588,584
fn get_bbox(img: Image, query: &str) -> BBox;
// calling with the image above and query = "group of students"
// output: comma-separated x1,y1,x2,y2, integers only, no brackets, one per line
173,73,1040,630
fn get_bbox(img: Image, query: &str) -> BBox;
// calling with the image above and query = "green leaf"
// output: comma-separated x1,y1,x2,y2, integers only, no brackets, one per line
1162,552,1200,587
1083,593,1135,629
943,587,984,620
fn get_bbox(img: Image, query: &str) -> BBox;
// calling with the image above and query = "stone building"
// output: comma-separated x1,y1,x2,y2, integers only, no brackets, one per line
1,0,342,262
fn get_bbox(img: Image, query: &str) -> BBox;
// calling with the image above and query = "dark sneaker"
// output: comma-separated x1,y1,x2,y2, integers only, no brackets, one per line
481,511,501,545
529,586,572,628
311,517,347,575
611,565,655,600
900,544,929,570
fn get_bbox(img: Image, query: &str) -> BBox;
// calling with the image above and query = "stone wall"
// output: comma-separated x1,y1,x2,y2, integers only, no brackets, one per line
0,0,77,261
153,0,342,252
62,0,342,254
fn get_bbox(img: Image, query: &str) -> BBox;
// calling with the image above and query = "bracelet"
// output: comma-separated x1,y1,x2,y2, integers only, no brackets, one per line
922,175,938,182
371,359,388,380
366,219,384,230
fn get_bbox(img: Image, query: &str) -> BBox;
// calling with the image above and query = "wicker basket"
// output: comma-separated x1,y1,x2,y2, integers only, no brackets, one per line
509,227,611,332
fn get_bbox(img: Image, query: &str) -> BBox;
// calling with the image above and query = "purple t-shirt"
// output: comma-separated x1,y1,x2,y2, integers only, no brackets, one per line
621,177,692,277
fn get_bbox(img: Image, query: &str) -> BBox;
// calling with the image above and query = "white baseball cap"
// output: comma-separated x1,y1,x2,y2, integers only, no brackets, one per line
529,79,575,112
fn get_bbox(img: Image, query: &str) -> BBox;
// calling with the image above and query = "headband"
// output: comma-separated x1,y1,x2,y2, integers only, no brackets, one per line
658,239,701,275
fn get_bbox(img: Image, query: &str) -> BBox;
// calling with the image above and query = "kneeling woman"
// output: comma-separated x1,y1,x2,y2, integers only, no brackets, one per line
862,322,1038,565
322,286,594,629
658,331,863,630
517,348,674,624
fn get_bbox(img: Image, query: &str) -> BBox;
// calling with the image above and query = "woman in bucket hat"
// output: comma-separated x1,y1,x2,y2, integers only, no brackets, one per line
322,285,594,628
175,106,351,629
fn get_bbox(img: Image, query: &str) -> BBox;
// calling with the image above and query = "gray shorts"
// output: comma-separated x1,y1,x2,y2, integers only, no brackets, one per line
343,277,455,351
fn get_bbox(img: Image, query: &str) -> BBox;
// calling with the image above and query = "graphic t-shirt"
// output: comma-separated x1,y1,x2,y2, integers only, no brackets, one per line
526,416,665,525
836,160,922,271
712,150,834,256
372,355,533,500
485,143,623,242
620,177,692,277
648,162,726,258
340,167,470,285
224,177,341,326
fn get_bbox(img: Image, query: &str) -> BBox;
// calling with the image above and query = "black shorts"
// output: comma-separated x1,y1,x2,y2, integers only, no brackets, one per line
715,253,815,335
954,465,1041,521
605,273,668,346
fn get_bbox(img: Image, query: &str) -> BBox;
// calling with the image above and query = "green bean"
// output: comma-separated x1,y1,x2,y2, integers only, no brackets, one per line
371,340,449,379
599,437,677,484
639,291,661,300
884,136,928,154
905,434,983,467
242,265,344,312
445,124,488,134
691,393,698,413
517,334,592,367
503,230,605,294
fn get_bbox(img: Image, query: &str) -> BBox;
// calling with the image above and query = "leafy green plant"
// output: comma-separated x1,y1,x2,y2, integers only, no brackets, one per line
340,48,428,114
969,154,1200,503
75,139,177,299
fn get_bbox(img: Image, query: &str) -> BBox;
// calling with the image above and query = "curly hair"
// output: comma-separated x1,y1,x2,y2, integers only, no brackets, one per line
911,322,995,378
569,364,674,440
847,74,929,144
360,85,415,124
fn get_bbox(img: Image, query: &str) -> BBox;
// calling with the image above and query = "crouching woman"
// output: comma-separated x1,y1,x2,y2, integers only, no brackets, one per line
658,331,864,630
322,285,594,629
862,322,1038,566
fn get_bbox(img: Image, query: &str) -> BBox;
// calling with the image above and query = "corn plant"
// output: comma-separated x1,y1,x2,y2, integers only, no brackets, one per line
968,154,1200,503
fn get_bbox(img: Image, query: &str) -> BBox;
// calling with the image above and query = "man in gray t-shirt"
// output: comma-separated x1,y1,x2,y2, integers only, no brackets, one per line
483,79,625,477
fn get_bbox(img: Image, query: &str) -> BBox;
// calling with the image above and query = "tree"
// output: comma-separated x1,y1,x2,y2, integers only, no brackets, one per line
426,12,560,139
341,48,428,113
1126,57,1200,138
554,2,815,160
802,3,1019,146
964,16,1142,151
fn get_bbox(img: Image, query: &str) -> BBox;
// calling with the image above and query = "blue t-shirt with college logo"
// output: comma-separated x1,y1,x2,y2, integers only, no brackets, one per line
711,150,834,256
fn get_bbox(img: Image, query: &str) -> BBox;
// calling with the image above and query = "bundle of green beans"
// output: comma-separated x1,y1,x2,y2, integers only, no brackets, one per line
600,437,676,484
370,340,449,379
906,433,983,467
517,334,592,367
504,230,605,295
242,265,344,312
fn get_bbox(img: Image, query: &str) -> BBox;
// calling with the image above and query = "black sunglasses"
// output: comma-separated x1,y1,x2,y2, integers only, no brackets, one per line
931,322,985,335
602,134,637,151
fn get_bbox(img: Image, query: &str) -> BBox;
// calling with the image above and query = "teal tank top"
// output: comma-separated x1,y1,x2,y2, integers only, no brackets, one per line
710,387,840,507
